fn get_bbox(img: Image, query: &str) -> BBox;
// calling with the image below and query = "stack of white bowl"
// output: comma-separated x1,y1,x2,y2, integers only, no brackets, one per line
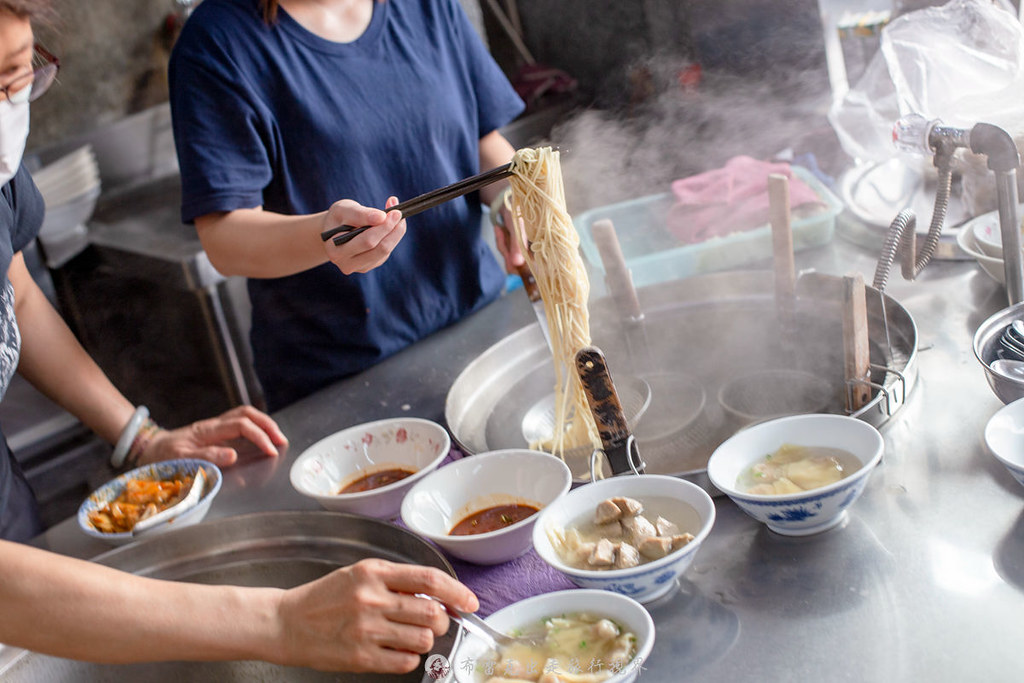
33,144,101,267
956,205,1024,285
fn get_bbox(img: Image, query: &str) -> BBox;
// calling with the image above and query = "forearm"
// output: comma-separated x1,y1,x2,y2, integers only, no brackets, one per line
10,255,133,444
196,207,329,278
0,541,283,664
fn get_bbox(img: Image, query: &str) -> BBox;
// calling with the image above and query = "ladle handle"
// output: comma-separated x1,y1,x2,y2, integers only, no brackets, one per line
575,346,645,476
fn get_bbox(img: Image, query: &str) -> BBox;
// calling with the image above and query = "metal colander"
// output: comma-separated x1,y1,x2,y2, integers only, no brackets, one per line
521,373,651,478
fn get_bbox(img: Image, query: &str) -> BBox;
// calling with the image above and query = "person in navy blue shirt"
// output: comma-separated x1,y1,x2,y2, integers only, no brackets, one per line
169,0,527,410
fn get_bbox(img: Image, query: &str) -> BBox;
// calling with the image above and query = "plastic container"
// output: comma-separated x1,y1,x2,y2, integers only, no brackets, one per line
574,166,843,297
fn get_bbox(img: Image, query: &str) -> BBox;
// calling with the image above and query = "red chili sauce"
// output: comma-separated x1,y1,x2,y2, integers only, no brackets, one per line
449,504,540,536
339,467,417,494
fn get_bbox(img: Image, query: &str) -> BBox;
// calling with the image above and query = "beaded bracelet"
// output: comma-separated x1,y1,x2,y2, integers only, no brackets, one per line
110,406,149,469
123,418,164,471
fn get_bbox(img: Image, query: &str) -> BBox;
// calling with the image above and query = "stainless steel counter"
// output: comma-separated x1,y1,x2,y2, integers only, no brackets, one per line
30,230,1024,681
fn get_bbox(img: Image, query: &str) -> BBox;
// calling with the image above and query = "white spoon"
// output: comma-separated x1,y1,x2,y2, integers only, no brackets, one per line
132,468,207,534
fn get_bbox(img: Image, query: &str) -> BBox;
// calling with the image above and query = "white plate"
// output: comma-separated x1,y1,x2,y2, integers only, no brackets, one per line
957,220,1007,285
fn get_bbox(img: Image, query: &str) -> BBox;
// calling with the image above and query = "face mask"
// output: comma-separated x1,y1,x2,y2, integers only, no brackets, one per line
0,97,30,187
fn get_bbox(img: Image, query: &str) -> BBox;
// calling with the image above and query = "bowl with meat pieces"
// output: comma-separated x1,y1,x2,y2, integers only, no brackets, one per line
707,413,884,536
401,449,572,565
454,589,656,683
78,459,222,545
532,474,716,603
290,417,451,519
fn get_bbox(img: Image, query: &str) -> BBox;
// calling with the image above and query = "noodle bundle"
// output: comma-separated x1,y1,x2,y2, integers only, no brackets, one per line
507,147,600,470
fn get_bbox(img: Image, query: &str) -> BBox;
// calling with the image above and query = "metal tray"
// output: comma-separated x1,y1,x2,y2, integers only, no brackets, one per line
445,270,917,492
0,512,461,682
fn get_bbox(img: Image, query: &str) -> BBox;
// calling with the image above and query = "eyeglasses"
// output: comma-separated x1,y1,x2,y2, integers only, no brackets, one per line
1,44,60,105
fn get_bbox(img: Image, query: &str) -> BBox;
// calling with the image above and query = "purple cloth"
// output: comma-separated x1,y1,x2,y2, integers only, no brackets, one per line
401,447,577,616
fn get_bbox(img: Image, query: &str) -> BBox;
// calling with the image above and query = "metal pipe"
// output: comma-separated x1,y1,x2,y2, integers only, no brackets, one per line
995,170,1023,305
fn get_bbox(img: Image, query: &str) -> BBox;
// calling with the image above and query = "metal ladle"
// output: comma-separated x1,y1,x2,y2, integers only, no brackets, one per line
992,359,1024,382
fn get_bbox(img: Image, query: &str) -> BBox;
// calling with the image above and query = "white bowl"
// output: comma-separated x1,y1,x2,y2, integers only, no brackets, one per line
958,218,1009,284
965,205,1024,258
531,474,715,603
453,589,656,683
290,417,450,519
401,449,572,565
707,414,884,536
984,397,1024,489
77,459,222,546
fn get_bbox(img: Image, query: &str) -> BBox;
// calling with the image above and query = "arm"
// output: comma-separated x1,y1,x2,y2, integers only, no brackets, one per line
477,129,525,271
10,251,134,444
194,198,406,279
9,253,286,465
0,542,477,674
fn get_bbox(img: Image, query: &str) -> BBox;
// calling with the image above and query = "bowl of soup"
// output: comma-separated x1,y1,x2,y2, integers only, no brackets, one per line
532,474,715,603
289,417,450,519
707,413,884,536
453,589,655,683
401,449,572,565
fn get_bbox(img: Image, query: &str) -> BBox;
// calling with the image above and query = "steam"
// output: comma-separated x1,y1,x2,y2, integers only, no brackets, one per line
547,63,836,215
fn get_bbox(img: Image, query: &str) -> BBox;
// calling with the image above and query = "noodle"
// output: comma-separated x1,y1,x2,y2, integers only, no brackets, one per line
507,147,601,473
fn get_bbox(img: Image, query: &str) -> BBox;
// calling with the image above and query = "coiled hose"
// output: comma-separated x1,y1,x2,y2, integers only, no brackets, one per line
871,155,954,292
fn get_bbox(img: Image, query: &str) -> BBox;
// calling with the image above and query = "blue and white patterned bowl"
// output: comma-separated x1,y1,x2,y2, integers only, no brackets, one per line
984,397,1024,489
77,459,222,545
707,414,884,536
532,474,715,603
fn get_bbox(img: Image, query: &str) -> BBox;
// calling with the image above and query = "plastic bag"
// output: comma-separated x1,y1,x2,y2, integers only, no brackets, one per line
829,0,1024,163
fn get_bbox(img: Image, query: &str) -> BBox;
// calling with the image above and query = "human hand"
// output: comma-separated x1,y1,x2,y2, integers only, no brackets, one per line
139,405,288,468
489,191,526,274
322,197,406,275
276,558,478,673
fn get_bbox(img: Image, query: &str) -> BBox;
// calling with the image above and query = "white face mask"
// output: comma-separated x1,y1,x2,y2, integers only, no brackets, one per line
0,96,30,187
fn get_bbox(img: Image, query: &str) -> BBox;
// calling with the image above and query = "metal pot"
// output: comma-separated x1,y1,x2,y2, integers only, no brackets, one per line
445,270,917,492
973,301,1024,404
0,512,461,682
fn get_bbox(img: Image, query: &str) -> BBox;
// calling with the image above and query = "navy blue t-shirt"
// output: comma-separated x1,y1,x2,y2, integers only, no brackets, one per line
0,165,46,541
169,0,525,409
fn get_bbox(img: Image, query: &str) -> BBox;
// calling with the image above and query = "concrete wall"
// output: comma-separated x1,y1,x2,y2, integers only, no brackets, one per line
29,0,173,153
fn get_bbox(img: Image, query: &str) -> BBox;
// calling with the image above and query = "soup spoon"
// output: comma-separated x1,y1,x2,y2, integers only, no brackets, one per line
992,359,1024,382
415,594,544,650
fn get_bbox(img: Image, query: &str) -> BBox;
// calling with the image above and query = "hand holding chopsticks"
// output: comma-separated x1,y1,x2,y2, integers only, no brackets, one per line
319,163,514,247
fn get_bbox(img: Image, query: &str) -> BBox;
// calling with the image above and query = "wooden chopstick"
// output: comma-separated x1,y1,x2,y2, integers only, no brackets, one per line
320,162,514,246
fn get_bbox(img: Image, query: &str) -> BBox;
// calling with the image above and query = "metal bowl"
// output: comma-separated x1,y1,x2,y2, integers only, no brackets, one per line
973,301,1024,404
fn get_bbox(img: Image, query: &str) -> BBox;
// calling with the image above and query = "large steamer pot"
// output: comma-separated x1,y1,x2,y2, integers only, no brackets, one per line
445,270,917,491
0,512,461,682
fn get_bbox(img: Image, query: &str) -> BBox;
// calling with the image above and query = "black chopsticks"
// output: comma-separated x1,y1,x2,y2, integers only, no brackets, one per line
320,162,514,246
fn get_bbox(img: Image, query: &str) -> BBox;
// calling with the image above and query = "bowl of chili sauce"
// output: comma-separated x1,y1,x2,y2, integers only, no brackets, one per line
401,449,572,565
289,417,451,519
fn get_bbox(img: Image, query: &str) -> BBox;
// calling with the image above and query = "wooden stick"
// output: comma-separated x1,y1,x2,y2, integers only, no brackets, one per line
590,219,643,321
768,173,796,312
842,273,872,411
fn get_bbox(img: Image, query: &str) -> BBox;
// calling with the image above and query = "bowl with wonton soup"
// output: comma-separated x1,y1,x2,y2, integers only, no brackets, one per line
454,589,655,683
532,474,715,603
707,413,884,536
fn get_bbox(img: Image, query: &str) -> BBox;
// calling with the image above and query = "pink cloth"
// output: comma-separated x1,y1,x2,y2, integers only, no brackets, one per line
667,156,823,244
